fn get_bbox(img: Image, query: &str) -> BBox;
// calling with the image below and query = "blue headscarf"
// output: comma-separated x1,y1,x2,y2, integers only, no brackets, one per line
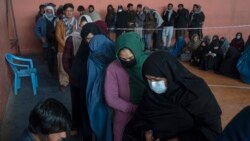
86,35,115,141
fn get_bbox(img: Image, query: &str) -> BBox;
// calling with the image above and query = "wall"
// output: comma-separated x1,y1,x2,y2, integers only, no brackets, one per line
12,0,250,54
0,0,12,122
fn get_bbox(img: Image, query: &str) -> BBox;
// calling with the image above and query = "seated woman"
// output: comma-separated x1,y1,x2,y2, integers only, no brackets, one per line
219,37,241,79
190,41,210,67
237,46,250,84
180,34,201,62
20,98,71,141
216,106,250,141
123,52,222,141
230,32,245,53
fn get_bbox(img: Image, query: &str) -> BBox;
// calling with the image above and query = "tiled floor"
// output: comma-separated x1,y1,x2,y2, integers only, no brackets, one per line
0,55,249,141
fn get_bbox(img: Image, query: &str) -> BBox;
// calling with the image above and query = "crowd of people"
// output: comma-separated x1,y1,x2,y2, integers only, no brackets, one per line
30,2,250,141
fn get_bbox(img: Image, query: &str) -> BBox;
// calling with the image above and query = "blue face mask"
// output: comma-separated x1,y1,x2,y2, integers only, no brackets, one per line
148,80,167,94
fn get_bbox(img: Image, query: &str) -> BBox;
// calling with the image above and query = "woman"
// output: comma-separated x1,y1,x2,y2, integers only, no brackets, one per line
123,52,222,141
105,4,116,32
230,32,245,52
219,37,241,79
104,60,138,141
86,35,115,141
62,14,92,136
180,34,201,62
190,40,210,66
69,23,104,140
116,32,148,105
20,98,71,141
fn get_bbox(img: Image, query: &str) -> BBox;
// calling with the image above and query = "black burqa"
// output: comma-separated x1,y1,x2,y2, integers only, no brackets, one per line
123,52,222,141
70,23,103,140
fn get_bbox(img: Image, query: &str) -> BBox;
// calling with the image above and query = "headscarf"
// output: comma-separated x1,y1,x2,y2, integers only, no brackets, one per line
219,37,230,56
44,5,56,21
70,23,103,87
86,35,115,140
78,14,93,26
137,51,222,140
116,32,148,104
187,34,201,51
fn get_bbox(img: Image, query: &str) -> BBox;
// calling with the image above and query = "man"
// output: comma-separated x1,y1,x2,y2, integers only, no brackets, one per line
189,4,205,39
35,4,45,23
115,5,128,37
135,4,145,38
34,5,57,74
175,4,189,39
162,3,176,48
127,3,136,30
55,3,77,88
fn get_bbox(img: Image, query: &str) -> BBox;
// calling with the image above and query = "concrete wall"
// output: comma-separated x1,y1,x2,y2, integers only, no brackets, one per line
0,0,13,122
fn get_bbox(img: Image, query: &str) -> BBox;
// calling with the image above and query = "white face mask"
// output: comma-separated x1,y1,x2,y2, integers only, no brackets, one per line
148,80,167,94
236,35,241,39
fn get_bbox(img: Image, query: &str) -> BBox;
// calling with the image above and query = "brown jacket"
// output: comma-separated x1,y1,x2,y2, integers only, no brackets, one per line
56,20,66,52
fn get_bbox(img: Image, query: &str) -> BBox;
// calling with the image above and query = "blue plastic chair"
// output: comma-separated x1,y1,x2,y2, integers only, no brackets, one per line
5,53,38,95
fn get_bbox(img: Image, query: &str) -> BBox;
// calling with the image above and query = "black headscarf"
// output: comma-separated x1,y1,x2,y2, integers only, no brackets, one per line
124,52,222,141
70,23,103,87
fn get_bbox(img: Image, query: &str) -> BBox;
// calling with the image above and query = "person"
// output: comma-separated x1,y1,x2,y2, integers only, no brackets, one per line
77,5,87,16
68,23,104,140
20,98,71,141
88,5,101,22
168,36,186,57
181,34,201,62
162,3,176,48
86,35,115,141
115,5,128,37
151,8,164,50
189,4,205,39
35,4,45,23
34,5,57,74
105,4,116,41
190,41,210,66
175,4,189,39
230,32,245,52
104,59,138,141
127,3,136,29
244,34,250,49
55,3,77,88
62,14,92,136
143,6,156,50
123,51,222,141
216,106,250,141
237,45,250,84
116,32,148,105
135,4,145,38
219,37,241,79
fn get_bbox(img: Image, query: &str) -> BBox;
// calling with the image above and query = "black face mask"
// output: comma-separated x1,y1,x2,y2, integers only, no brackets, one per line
119,58,137,68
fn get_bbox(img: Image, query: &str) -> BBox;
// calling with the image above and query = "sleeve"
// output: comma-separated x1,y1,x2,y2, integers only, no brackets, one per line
34,17,45,39
55,21,65,48
62,37,73,75
104,65,137,113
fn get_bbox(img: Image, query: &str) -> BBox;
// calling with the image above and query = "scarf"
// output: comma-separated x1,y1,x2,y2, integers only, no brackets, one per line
63,16,77,36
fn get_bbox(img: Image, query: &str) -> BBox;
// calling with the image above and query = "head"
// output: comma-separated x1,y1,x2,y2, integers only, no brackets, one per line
127,3,134,11
212,35,219,41
193,4,199,12
81,23,103,43
117,5,123,12
63,3,74,19
137,4,143,12
178,4,184,10
107,4,114,12
192,34,199,42
116,32,145,69
78,15,93,29
200,41,207,48
77,5,85,15
143,6,150,14
146,75,168,94
39,4,45,14
167,3,173,10
44,6,55,18
236,32,242,40
28,98,71,141
88,5,94,13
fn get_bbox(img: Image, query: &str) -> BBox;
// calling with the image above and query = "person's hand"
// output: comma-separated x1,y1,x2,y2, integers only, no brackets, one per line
41,37,46,43
145,130,160,141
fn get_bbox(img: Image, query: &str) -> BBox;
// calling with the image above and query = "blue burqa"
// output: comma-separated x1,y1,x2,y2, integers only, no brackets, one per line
86,35,115,141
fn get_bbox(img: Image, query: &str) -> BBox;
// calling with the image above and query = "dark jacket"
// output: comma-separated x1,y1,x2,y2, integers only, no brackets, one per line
176,8,189,28
162,10,176,26
189,11,205,28
143,12,156,34
115,11,129,29
105,11,117,28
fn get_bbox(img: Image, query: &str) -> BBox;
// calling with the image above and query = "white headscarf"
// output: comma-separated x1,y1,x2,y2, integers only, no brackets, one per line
44,6,55,21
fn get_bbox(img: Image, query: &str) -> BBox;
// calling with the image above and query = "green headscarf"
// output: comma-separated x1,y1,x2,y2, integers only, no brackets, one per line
116,32,148,104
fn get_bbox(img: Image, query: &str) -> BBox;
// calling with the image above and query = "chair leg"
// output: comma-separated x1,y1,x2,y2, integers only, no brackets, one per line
14,76,18,95
31,74,37,96
17,77,21,89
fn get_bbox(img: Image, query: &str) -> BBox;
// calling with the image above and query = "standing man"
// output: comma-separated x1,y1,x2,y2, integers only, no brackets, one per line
175,4,189,39
135,4,145,38
162,3,176,48
56,3,77,88
189,4,205,39
127,3,136,31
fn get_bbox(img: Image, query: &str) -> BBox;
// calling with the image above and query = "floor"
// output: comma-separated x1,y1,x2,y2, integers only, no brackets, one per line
0,55,250,141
